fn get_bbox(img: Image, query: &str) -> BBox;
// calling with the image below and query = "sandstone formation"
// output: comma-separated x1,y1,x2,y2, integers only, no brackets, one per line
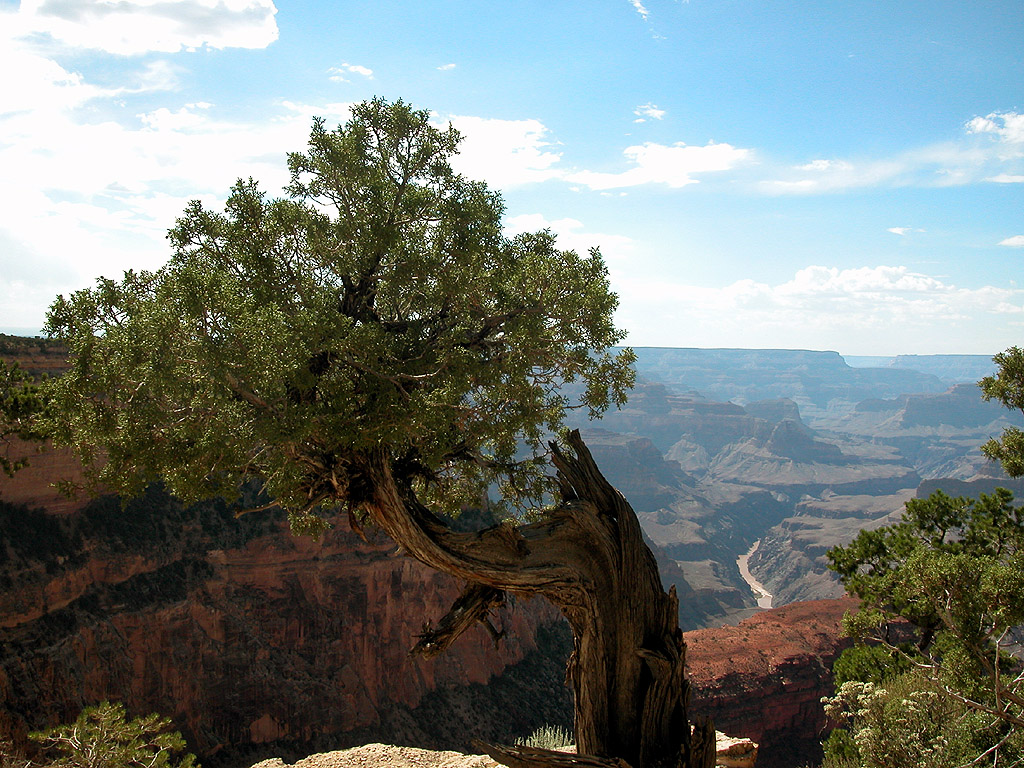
886,354,996,383
574,352,1019,616
0,439,89,515
571,383,923,622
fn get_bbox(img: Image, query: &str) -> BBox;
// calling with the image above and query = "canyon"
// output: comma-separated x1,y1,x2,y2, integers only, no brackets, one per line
0,457,852,768
1,337,1016,767
0,455,851,768
571,348,1022,623
0,475,574,765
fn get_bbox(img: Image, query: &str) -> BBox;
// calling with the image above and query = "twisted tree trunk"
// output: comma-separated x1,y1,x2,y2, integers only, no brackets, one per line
357,430,713,768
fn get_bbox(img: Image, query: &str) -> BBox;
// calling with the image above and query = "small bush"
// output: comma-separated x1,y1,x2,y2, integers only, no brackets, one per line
515,724,573,751
30,701,197,768
831,644,910,688
821,671,1024,768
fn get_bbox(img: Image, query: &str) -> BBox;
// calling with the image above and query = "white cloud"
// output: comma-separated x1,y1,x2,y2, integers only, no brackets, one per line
616,265,1024,353
887,227,910,236
629,0,650,20
798,159,851,172
0,59,356,330
966,112,1024,144
633,103,666,122
133,60,183,92
567,141,750,190
0,44,97,117
437,63,456,71
503,214,634,260
138,102,212,131
13,0,279,55
443,115,563,187
987,174,1024,183
778,265,947,296
999,236,1024,247
764,156,912,194
328,63,374,82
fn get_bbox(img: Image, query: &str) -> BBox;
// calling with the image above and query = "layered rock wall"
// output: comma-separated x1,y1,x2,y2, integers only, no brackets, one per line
0,473,569,766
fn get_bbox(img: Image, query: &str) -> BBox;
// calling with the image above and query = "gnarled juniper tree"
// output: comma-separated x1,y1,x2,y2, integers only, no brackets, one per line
44,98,714,768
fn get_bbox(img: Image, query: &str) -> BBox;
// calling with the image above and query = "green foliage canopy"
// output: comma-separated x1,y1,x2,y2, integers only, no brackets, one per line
826,489,1024,764
827,483,1024,763
823,350,1024,765
828,488,1024,690
980,345,1024,478
43,98,635,533
828,487,1024,653
0,359,48,478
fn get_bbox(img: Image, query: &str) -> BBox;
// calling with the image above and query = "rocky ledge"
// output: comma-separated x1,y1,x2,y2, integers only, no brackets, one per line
249,735,758,768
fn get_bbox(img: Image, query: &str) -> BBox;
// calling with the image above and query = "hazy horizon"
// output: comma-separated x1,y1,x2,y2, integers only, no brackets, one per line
1,324,1000,364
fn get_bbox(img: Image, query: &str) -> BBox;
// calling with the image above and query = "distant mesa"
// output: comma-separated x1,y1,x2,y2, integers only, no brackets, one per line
629,346,991,423
847,353,998,384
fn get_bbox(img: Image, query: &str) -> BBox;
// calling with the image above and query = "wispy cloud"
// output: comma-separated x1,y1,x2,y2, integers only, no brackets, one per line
437,63,456,71
628,0,650,20
9,0,279,55
633,103,666,123
762,112,1024,195
0,61,354,328
567,141,751,190
999,235,1024,247
328,63,374,82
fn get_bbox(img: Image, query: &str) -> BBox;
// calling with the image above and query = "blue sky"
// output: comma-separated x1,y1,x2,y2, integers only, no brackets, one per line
1,0,1022,354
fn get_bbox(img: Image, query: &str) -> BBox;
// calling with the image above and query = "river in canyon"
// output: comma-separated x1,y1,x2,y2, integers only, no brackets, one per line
736,540,773,610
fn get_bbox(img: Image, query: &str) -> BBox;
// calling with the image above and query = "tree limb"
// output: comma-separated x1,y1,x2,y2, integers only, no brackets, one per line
410,582,506,658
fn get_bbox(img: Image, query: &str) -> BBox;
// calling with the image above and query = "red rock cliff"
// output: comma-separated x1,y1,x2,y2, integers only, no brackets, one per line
0,470,570,765
686,597,856,768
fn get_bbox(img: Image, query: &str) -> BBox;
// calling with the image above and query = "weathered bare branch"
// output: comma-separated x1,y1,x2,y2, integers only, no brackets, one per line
410,582,506,658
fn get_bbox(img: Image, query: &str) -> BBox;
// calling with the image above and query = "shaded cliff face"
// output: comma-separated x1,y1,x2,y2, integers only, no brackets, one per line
0,335,66,378
0,476,570,766
839,383,1024,479
686,597,856,768
0,440,89,515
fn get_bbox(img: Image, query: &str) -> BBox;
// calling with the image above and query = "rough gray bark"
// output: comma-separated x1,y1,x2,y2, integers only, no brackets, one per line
356,430,712,768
